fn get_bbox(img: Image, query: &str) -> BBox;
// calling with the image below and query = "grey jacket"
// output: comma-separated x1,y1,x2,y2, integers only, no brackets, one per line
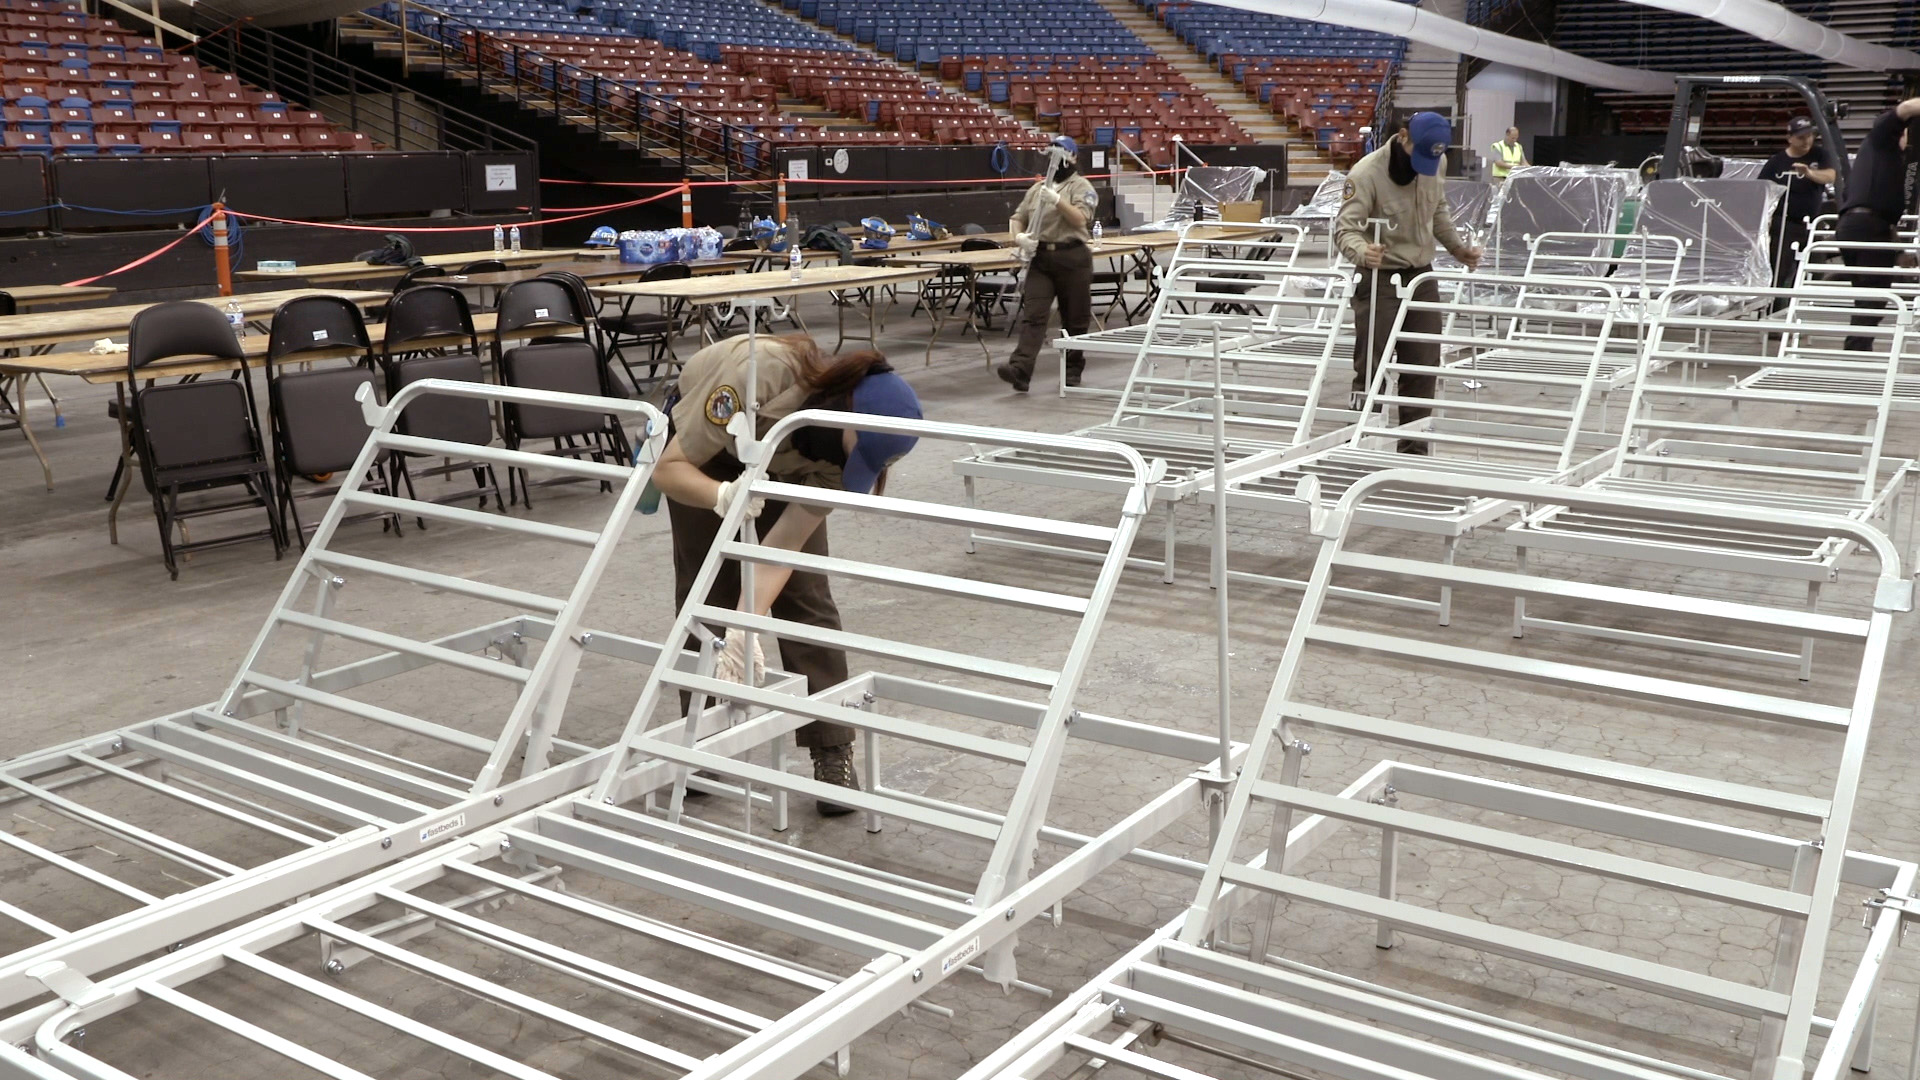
1334,143,1467,271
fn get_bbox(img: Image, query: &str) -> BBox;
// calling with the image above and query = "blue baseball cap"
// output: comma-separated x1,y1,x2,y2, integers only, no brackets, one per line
1407,112,1451,176
844,370,921,493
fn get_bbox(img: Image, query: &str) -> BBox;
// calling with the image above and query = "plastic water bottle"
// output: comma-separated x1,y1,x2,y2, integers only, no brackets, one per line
492,223,504,254
788,237,803,282
509,225,522,254
1091,219,1103,242
224,299,244,339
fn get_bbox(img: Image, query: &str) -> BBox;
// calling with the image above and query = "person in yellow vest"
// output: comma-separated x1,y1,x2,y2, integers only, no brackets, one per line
1489,126,1528,181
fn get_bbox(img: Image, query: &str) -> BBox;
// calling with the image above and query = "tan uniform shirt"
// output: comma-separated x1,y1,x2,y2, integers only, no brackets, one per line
1011,173,1097,244
1334,143,1468,271
670,335,842,488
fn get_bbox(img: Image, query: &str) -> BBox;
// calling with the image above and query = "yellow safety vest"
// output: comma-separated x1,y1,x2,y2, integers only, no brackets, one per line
1491,140,1526,178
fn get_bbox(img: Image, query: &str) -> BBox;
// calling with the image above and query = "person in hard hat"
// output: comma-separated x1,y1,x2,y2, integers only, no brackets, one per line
998,134,1099,393
1836,97,1920,349
1488,126,1528,182
1335,111,1482,455
1760,117,1837,296
653,333,921,816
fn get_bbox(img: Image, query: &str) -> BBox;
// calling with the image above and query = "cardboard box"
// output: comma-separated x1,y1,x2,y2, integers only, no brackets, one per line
1220,200,1263,222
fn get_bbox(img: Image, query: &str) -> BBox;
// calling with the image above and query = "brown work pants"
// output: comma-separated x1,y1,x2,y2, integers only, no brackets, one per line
668,456,853,749
1352,265,1440,426
1008,241,1093,380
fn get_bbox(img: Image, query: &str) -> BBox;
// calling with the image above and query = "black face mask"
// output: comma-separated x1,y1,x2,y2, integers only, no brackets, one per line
1388,138,1417,186
1052,162,1076,183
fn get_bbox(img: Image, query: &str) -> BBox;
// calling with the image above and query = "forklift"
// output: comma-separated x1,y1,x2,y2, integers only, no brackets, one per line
1653,74,1849,191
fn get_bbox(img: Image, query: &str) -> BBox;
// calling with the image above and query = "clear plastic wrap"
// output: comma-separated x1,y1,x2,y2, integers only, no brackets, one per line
1139,166,1267,230
1484,166,1629,276
1285,170,1348,223
1721,157,1765,180
1435,178,1496,270
1632,178,1784,301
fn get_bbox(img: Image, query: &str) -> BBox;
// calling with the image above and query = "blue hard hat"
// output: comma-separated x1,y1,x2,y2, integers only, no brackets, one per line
859,216,896,250
1051,134,1078,157
586,225,618,246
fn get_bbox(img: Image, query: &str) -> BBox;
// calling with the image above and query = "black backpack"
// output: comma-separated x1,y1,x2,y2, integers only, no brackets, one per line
355,233,421,267
802,225,855,265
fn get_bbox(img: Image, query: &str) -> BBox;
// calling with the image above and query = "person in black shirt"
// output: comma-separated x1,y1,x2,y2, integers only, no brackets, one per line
1760,117,1836,293
1836,97,1920,349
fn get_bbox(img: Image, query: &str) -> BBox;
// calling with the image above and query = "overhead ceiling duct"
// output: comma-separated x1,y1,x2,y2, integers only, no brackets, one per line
1193,0,1675,94
1622,0,1920,73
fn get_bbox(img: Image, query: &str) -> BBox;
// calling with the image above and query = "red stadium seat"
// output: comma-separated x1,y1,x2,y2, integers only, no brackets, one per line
136,129,180,151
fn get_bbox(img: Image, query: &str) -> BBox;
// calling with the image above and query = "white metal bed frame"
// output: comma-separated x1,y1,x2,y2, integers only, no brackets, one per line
1509,285,1916,679
1739,241,1920,409
0,413,1263,1080
0,380,771,1014
955,256,1354,582
1220,270,1622,610
958,469,1917,1080
1049,229,1313,402
1445,229,1689,429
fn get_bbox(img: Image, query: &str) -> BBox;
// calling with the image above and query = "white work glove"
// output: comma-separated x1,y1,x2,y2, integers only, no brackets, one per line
714,630,765,685
1014,232,1038,260
714,477,764,518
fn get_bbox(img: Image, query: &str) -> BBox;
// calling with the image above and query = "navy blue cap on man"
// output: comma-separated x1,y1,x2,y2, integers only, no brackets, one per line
1407,112,1451,176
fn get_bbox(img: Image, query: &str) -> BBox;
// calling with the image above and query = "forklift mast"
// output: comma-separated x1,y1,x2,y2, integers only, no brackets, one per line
1657,74,1849,191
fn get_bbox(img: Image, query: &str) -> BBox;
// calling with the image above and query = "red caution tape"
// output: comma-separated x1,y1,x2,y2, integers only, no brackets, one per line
62,217,212,286
538,167,1184,189
226,186,687,235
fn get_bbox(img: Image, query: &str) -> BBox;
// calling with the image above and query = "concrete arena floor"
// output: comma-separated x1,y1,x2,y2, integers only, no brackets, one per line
0,280,1916,1080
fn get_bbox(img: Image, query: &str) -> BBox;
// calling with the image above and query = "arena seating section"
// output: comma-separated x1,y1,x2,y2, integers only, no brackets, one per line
1145,0,1398,162
1,0,371,155
370,0,1453,162
382,0,1045,156
770,0,1253,152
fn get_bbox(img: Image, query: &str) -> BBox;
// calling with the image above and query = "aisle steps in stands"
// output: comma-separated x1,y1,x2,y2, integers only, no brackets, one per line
1091,0,1323,178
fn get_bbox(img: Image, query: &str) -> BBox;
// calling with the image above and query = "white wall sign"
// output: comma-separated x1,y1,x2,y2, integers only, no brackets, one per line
484,164,518,192
831,148,849,174
787,158,809,181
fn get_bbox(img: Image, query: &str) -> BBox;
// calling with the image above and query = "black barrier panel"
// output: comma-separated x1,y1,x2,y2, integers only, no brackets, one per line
1534,135,1664,170
775,148,820,185
885,146,952,185
468,151,538,212
55,155,210,229
212,154,348,222
346,152,465,217
0,155,48,231
820,146,887,183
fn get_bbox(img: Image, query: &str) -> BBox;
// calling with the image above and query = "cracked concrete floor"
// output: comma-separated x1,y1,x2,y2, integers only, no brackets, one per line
0,284,1916,1080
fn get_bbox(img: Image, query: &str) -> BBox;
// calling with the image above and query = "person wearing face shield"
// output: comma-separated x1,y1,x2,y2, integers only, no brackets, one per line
653,333,922,816
998,135,1099,393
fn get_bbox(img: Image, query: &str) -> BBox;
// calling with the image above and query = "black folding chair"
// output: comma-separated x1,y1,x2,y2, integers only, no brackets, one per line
264,295,401,545
377,284,503,519
960,238,1022,331
121,301,285,579
597,262,690,392
493,278,631,507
